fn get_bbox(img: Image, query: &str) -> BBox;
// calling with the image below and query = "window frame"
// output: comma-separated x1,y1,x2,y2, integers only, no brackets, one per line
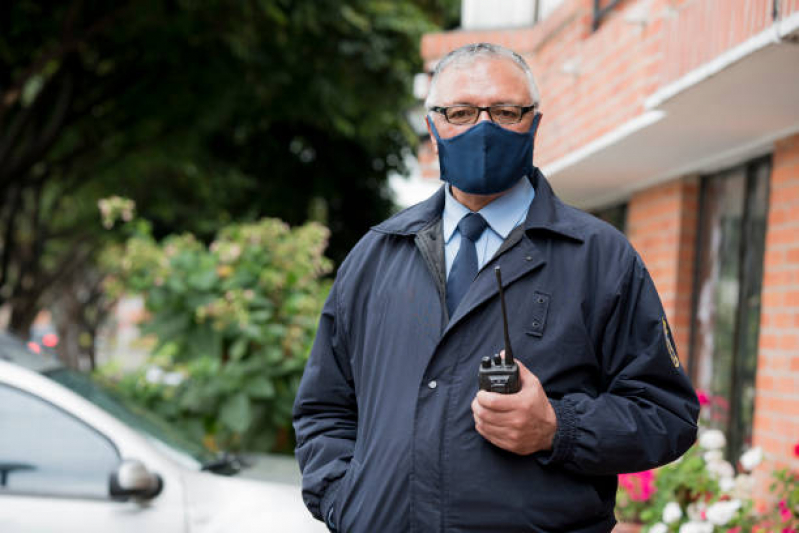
688,155,771,461
0,382,122,501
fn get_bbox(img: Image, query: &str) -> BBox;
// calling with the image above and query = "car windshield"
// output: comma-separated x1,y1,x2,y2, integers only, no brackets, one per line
44,367,217,469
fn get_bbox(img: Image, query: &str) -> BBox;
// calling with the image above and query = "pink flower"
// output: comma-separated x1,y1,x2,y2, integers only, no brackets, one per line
782,529,796,533
697,390,710,406
618,471,656,502
794,441,799,458
779,500,791,522
727,528,741,533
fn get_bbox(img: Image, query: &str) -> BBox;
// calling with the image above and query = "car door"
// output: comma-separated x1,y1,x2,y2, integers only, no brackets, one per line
0,383,186,533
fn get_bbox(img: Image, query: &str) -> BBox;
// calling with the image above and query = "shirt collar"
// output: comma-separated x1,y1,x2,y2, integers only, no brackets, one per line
443,177,535,243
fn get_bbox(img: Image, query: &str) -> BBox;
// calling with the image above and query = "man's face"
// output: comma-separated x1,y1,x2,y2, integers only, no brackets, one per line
426,57,535,151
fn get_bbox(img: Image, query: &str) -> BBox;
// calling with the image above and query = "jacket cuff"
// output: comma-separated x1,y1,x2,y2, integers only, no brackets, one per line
320,478,343,532
537,397,577,466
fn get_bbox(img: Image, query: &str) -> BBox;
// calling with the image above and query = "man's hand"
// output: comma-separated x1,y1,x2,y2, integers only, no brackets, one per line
471,356,558,455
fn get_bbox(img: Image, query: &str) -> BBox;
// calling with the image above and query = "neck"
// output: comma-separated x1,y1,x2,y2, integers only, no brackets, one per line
451,186,506,212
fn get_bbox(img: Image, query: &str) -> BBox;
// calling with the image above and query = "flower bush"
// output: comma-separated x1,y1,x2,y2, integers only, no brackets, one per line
616,391,799,532
98,204,332,453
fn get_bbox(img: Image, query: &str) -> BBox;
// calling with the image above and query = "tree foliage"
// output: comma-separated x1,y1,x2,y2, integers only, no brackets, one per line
0,0,458,363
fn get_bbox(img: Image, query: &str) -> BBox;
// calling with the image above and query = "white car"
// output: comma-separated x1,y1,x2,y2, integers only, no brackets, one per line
0,334,325,533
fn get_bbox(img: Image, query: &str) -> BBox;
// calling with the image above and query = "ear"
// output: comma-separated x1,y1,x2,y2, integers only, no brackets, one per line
531,112,543,145
425,115,439,155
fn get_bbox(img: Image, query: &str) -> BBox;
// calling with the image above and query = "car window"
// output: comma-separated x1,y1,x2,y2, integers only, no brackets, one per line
0,384,120,499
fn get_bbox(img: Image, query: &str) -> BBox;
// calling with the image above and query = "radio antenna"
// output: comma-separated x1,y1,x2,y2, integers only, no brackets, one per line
495,266,514,365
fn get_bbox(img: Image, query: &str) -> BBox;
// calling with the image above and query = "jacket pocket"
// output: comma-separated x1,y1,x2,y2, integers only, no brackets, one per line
334,457,363,531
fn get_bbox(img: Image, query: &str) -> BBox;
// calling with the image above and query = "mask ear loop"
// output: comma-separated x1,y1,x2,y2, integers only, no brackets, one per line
426,115,442,141
530,112,542,135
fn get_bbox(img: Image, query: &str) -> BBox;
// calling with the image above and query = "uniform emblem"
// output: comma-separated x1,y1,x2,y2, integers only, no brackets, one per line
661,317,680,368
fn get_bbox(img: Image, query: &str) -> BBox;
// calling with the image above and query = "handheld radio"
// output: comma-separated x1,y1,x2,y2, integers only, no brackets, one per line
478,266,521,394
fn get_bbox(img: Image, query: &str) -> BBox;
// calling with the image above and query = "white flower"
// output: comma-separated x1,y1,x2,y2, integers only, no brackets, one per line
739,446,763,471
719,475,736,492
698,429,726,450
679,521,714,533
705,499,741,526
162,371,184,386
706,459,735,480
703,450,723,463
663,501,683,524
649,523,669,533
145,366,165,384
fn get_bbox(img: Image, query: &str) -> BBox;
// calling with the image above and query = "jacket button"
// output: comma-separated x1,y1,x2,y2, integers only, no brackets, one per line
428,380,437,389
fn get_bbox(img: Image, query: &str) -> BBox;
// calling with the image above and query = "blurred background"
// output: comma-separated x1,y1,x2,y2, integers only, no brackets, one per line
1,0,799,530
0,0,460,452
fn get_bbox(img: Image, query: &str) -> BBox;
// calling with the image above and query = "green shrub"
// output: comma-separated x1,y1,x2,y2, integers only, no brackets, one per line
99,214,331,453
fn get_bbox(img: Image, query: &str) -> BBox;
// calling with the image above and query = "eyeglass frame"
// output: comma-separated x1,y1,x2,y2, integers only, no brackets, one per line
429,104,537,125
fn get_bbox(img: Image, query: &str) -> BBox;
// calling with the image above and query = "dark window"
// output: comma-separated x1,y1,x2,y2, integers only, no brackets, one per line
0,384,120,499
689,157,770,461
592,203,627,234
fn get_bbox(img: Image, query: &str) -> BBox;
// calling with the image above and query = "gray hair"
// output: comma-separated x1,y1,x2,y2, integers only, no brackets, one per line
424,42,541,110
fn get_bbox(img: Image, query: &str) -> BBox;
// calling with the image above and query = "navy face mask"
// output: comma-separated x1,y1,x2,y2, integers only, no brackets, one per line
428,112,542,195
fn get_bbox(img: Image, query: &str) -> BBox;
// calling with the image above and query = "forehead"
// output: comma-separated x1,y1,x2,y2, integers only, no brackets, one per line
434,57,531,105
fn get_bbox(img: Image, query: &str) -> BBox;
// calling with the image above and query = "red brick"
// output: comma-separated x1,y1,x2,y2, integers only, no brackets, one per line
787,291,799,307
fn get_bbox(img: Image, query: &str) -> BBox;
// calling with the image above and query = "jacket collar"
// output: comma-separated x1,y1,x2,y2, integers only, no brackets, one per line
371,169,585,243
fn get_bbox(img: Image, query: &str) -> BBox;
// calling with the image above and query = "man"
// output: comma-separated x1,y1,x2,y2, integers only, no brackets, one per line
293,43,699,533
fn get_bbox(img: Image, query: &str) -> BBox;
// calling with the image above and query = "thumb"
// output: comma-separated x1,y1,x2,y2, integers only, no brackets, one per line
512,357,538,389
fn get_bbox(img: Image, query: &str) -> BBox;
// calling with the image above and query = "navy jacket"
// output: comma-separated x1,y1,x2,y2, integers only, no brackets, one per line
293,170,699,533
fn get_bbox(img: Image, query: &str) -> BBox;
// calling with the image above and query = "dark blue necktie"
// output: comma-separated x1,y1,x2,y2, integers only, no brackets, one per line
447,213,488,316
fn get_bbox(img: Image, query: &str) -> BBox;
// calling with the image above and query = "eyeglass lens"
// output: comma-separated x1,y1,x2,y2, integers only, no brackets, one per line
445,106,524,125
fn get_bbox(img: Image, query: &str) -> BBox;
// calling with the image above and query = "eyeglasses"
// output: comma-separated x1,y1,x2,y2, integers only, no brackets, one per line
430,105,536,125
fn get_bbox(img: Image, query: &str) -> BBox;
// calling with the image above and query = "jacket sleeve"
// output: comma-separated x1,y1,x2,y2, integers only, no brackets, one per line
293,281,357,525
540,254,699,475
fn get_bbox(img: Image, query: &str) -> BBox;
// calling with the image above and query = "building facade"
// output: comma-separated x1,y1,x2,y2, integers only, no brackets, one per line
417,0,799,491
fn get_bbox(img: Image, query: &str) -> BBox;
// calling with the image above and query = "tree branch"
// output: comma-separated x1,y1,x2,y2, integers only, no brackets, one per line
0,70,75,191
0,185,22,305
0,1,133,126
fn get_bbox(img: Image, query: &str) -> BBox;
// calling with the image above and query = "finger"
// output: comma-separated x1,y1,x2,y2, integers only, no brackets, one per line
473,403,519,426
476,390,519,412
514,358,538,388
473,412,507,436
474,419,517,450
471,396,483,418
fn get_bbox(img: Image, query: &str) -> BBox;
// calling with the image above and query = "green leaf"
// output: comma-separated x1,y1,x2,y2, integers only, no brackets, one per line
220,392,252,433
229,337,249,361
246,377,276,398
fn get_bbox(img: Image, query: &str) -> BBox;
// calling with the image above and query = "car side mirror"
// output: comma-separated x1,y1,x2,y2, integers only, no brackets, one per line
109,459,163,501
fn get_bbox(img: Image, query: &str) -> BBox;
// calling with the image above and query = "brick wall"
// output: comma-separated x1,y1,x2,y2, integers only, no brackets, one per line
420,0,799,169
753,132,799,480
626,177,699,362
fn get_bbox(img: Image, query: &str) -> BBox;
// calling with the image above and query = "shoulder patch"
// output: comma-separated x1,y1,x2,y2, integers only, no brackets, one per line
661,316,680,368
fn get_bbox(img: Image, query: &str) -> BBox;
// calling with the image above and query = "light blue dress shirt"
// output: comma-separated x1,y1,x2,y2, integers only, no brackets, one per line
443,177,535,278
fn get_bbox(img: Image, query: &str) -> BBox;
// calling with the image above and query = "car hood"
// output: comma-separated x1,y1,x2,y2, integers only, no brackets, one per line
235,452,303,486
183,469,326,533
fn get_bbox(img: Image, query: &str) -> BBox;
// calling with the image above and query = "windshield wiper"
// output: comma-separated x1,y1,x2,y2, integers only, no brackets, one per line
201,452,244,475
